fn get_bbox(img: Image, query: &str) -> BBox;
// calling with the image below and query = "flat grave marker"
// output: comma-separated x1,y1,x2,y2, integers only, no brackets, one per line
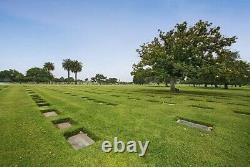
177,119,213,132
67,131,95,150
56,122,72,129
43,111,58,117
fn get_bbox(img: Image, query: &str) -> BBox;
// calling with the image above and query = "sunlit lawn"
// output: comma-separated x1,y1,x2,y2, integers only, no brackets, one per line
0,84,249,166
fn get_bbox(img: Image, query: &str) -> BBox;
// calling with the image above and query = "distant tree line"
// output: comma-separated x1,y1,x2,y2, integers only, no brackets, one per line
0,59,122,85
131,20,250,90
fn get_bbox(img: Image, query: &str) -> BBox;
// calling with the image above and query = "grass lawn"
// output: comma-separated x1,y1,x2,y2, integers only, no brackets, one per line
0,84,250,166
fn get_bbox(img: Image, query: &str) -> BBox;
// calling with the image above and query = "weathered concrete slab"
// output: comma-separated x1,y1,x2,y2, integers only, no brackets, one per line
56,122,72,129
43,111,58,117
67,131,95,150
177,119,213,131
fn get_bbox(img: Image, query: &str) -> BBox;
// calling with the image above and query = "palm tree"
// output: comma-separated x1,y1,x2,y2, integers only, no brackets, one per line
43,62,54,84
43,62,55,72
70,60,83,84
62,59,73,82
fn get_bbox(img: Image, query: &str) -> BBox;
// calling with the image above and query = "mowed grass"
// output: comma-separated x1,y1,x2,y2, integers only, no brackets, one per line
0,84,250,166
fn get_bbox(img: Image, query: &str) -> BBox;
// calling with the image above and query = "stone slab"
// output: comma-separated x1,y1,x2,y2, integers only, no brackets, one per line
43,111,58,117
67,132,95,150
56,122,72,129
177,119,213,131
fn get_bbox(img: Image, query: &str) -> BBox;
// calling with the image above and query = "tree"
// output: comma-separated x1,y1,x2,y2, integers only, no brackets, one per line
26,67,53,83
43,62,55,72
70,60,83,84
134,20,237,92
0,69,24,82
106,78,118,84
62,59,73,83
43,62,55,83
91,74,107,84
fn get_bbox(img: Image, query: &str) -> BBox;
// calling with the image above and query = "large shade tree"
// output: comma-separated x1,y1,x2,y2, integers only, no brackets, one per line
70,60,83,84
133,20,237,91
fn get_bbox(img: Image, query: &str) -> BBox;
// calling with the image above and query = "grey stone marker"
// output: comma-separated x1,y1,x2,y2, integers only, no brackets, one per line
238,113,250,116
43,111,58,117
56,122,72,129
67,131,95,150
177,119,213,131
39,106,50,111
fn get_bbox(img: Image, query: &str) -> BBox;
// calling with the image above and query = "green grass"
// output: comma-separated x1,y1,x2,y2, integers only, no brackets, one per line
0,84,250,166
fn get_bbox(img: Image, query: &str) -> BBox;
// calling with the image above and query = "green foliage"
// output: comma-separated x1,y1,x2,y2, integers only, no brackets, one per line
26,67,53,83
91,74,118,84
62,59,83,84
106,78,118,84
43,62,55,72
132,20,249,90
70,60,83,84
0,69,24,82
62,59,73,80
91,74,107,84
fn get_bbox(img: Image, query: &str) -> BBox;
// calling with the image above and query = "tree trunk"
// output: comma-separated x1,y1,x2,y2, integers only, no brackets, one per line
204,83,207,88
170,77,176,92
215,84,218,88
165,81,168,87
193,84,196,87
75,72,77,85
67,70,70,84
234,84,236,87
224,83,228,89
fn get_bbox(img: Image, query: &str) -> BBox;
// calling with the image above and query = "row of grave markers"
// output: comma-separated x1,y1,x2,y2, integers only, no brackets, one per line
25,87,250,144
25,88,95,150
40,88,214,131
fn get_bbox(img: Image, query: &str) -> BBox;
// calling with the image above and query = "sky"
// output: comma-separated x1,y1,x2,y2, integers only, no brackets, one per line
0,0,249,81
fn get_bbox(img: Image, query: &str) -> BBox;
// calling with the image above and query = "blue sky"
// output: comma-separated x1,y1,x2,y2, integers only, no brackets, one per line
0,0,249,81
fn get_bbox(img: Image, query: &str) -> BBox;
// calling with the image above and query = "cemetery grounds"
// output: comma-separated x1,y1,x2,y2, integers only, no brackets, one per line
0,84,249,166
